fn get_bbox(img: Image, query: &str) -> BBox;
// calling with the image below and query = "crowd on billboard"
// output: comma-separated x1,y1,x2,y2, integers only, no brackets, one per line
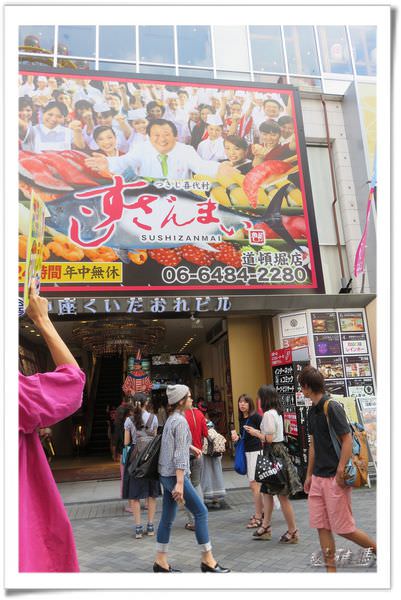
19,74,297,179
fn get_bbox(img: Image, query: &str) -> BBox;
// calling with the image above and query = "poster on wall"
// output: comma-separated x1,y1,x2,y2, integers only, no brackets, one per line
341,333,368,355
316,356,344,379
18,67,324,296
347,378,375,398
333,396,360,423
339,312,365,332
325,380,347,396
314,334,342,357
344,356,372,378
283,412,298,436
283,335,309,351
311,311,338,333
280,313,308,338
357,396,377,466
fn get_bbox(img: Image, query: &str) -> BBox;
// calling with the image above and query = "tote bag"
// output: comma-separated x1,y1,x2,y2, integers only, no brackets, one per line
234,418,249,475
255,446,286,493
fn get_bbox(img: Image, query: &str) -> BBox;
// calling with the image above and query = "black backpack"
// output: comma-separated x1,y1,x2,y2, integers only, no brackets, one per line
128,433,162,480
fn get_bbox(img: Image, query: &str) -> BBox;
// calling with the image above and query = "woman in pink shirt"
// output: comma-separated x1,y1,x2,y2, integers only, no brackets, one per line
19,284,85,572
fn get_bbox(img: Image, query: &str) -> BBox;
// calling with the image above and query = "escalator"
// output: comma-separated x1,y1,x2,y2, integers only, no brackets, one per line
86,354,123,456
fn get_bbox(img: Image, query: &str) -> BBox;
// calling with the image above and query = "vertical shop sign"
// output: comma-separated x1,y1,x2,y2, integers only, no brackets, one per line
271,348,310,482
23,192,46,309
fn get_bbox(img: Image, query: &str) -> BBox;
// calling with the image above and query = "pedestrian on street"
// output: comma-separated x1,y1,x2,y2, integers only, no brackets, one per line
113,398,134,512
231,394,264,530
198,403,227,508
298,366,376,572
122,392,161,539
154,385,230,573
19,284,85,572
183,394,209,531
244,385,302,543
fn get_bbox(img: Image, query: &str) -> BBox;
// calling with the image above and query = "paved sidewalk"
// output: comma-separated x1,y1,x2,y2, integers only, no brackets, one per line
67,486,377,573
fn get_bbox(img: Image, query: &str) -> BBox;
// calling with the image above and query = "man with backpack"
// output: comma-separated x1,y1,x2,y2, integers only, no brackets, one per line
298,366,376,572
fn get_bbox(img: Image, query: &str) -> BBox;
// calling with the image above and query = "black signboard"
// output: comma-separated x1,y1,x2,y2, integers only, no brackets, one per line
316,356,345,379
314,334,342,357
311,311,338,333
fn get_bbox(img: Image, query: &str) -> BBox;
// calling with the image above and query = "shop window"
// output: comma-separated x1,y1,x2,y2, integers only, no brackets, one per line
318,26,353,75
213,26,250,72
58,25,96,58
19,25,54,53
99,26,136,61
139,26,174,64
349,26,376,76
216,70,251,81
177,26,213,67
290,76,323,91
284,26,320,76
324,79,352,94
19,54,54,68
99,61,137,74
69,59,96,71
249,26,285,73
253,73,287,84
139,64,176,76
179,67,214,79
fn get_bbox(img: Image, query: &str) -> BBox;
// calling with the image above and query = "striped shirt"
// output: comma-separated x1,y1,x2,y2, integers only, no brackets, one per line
158,411,192,477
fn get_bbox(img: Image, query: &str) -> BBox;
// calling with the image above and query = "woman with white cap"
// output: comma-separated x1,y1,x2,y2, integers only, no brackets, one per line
127,108,149,149
196,114,227,161
154,384,230,573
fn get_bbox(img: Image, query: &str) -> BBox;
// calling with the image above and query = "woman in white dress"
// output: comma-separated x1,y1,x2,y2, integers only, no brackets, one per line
20,101,85,153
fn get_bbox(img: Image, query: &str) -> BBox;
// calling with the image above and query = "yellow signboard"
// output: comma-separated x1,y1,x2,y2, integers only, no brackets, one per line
19,262,122,284
23,192,46,308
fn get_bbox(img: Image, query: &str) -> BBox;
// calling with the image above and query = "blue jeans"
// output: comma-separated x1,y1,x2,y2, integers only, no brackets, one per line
157,475,212,553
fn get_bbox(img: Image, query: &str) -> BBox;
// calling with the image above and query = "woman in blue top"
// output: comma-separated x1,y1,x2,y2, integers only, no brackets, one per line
154,384,230,574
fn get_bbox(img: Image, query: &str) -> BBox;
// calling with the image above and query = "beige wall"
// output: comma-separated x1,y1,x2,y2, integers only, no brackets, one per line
227,316,269,428
365,298,377,372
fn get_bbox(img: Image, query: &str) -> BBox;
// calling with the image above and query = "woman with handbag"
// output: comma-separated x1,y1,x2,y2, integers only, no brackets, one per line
244,385,302,543
198,403,226,508
231,394,263,529
154,385,230,573
122,392,161,539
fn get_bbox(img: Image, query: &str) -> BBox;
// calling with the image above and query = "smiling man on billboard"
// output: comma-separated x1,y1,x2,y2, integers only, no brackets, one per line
85,118,236,181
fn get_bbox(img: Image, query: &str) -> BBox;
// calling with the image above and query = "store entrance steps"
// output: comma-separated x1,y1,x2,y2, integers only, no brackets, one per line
86,354,123,456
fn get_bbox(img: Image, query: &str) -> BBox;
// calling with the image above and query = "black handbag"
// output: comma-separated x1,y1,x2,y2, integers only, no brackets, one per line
128,434,162,480
255,446,286,493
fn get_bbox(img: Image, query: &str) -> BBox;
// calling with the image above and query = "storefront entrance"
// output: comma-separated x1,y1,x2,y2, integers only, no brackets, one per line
19,310,278,480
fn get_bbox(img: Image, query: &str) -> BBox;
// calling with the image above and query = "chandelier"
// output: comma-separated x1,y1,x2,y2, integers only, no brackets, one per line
72,318,166,356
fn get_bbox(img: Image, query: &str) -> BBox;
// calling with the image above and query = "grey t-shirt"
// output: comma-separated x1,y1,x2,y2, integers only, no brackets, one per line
124,410,158,444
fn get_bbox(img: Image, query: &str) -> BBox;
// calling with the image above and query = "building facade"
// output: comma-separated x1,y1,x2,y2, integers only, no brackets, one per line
18,23,377,465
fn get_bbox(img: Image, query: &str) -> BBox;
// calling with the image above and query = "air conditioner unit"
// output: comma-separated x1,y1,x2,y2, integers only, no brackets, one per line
206,319,227,345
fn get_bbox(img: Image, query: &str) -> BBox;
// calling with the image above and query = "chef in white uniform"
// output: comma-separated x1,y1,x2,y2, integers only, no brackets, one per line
196,113,227,161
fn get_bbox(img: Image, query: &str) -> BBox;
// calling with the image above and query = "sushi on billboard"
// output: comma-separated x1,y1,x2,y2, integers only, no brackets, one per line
18,67,324,295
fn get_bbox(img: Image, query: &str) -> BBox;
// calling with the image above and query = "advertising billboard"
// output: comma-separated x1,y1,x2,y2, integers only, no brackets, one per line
18,67,324,296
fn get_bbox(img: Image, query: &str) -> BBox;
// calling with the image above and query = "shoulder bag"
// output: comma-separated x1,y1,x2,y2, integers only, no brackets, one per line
324,399,369,488
234,418,249,475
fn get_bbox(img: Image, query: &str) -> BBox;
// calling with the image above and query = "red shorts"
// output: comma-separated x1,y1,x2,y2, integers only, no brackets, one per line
308,475,356,535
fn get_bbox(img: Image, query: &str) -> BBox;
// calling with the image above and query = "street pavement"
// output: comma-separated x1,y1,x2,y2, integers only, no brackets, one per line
65,483,377,573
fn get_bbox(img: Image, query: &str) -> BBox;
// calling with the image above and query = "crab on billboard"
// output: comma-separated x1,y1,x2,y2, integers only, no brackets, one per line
18,67,324,296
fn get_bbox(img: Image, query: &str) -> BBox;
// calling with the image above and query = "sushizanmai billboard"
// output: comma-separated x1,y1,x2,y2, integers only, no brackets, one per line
18,66,324,296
